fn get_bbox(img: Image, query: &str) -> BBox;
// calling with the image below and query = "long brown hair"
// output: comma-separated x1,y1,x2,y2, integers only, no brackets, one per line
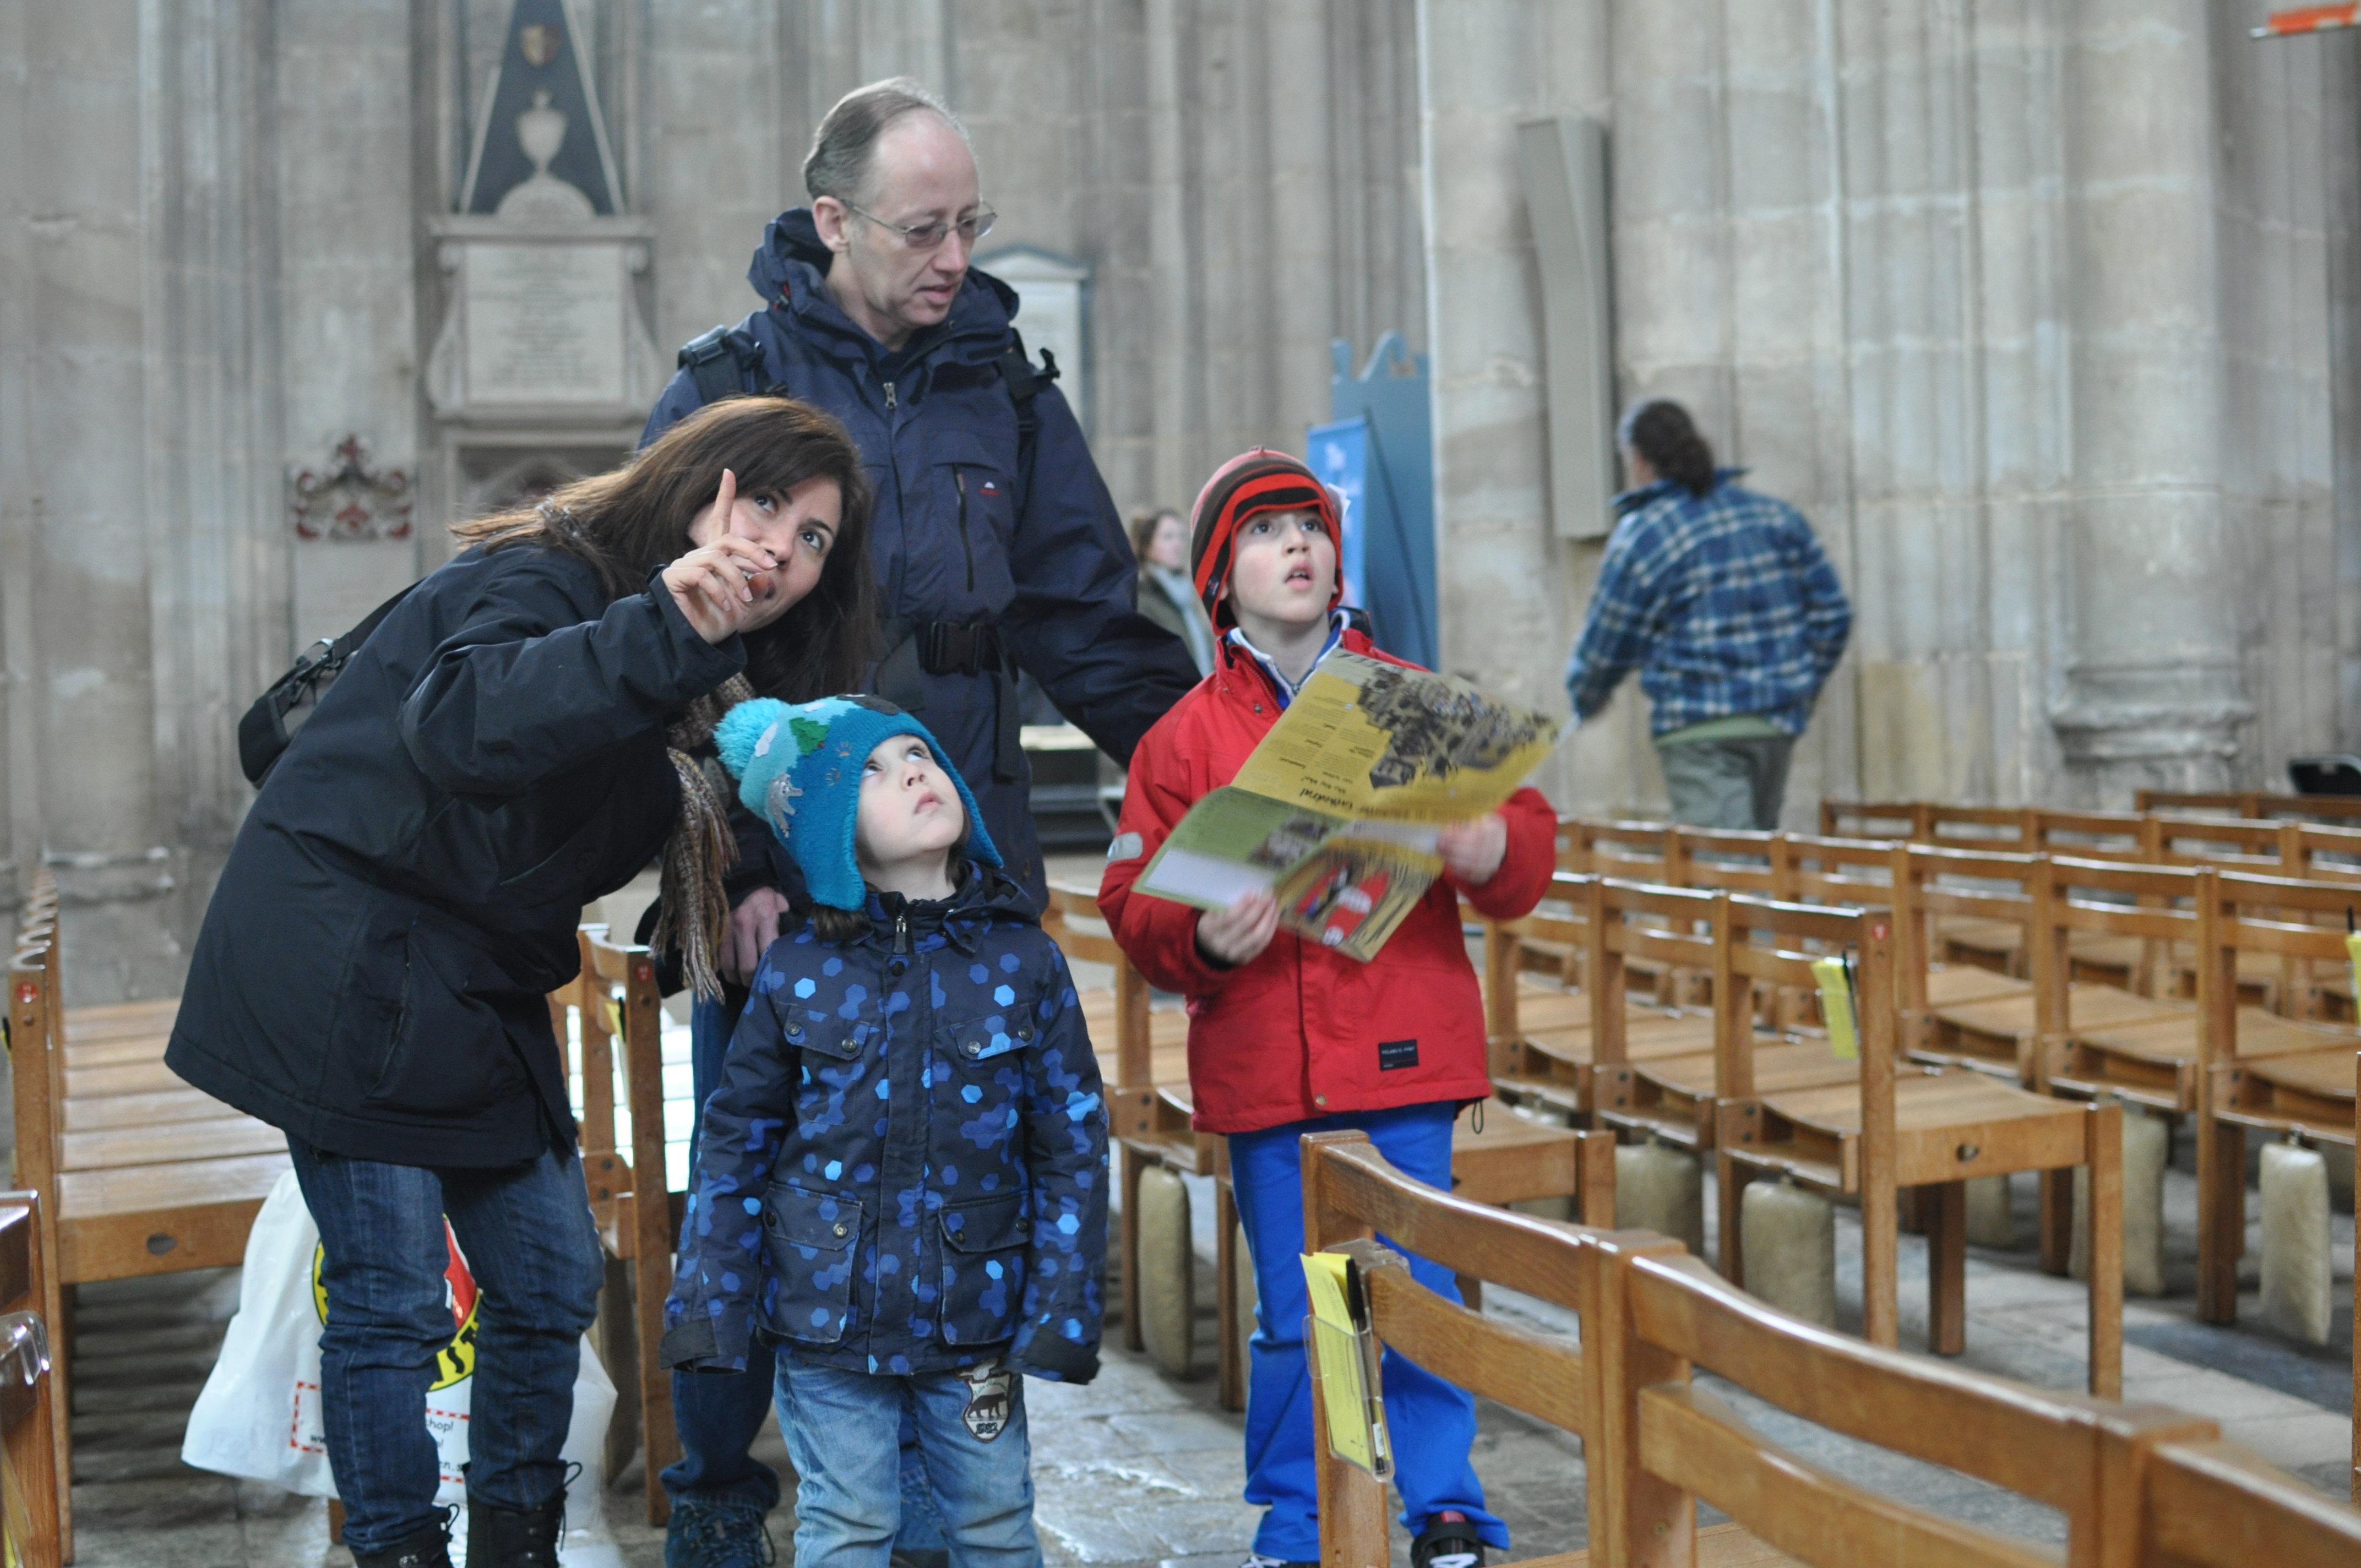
451,398,880,699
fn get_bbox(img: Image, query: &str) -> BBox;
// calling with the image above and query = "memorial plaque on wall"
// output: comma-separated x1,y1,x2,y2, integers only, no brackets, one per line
461,241,627,405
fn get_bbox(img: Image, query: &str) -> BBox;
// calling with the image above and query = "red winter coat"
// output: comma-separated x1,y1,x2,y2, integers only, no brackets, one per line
1098,629,1557,1135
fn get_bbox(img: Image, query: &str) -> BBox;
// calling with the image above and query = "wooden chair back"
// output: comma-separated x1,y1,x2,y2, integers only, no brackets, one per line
1585,878,1722,1071
2028,808,2162,863
1819,800,2031,849
1776,831,1897,908
1664,826,1780,897
1481,870,1589,1044
2140,788,2361,827
2155,816,2287,873
1817,799,1927,840
1715,893,1896,1106
2282,822,2361,882
2135,1438,2361,1565
2201,872,2361,1072
2034,856,2216,1039
1563,817,1672,878
1891,841,2041,1014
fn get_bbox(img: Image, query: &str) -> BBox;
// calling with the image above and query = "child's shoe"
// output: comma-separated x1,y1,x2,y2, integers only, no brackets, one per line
1241,1554,1315,1568
1411,1511,1487,1568
665,1495,779,1567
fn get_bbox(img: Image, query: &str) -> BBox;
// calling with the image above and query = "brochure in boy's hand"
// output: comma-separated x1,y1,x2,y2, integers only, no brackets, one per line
1134,650,1561,961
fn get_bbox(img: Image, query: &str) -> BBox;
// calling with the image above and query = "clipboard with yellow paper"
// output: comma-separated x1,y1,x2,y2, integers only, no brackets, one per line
1302,1251,1392,1480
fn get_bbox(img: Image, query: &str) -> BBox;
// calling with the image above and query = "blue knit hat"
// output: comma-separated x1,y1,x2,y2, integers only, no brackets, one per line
713,695,1000,911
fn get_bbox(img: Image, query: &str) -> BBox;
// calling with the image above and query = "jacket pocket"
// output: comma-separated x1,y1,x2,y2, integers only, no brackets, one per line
760,1183,862,1347
932,431,1018,613
937,1191,1029,1346
364,924,531,1116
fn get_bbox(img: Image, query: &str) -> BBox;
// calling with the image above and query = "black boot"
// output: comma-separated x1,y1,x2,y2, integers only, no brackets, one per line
351,1517,455,1568
466,1494,566,1567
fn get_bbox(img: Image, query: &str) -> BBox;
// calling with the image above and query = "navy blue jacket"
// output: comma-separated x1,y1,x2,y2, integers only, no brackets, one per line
642,210,1198,906
659,865,1108,1382
169,546,742,1166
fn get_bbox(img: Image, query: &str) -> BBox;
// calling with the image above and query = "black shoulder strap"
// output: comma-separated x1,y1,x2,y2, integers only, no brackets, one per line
679,325,752,407
996,330,1058,514
333,581,418,661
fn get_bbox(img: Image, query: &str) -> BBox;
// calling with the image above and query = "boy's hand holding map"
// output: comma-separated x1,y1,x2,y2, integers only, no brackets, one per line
1135,649,1560,961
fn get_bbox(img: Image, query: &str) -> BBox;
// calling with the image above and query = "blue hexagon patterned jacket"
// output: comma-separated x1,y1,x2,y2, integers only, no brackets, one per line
658,863,1108,1382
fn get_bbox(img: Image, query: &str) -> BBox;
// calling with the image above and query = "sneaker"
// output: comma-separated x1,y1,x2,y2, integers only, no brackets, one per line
1241,1554,1316,1568
666,1495,779,1568
1411,1510,1487,1568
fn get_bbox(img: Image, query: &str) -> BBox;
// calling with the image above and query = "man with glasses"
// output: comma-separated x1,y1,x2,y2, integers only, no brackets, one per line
641,77,1195,1568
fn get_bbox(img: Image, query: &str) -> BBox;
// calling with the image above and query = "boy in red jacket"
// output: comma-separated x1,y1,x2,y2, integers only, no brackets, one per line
1100,450,1556,1568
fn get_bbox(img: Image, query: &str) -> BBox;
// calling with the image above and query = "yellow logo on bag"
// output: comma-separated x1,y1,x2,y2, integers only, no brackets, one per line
312,1218,480,1391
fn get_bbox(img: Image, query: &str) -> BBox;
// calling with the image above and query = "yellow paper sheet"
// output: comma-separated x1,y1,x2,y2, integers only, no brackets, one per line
1302,1251,1391,1477
1813,956,1859,1061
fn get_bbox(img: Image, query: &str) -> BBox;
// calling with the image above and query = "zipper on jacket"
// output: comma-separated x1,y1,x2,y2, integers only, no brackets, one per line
894,911,911,955
954,471,976,591
883,379,897,412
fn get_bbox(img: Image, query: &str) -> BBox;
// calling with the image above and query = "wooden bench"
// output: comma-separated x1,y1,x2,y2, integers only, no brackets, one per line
0,1193,61,1568
7,874,285,1560
1303,1128,2361,1566
2138,787,2361,827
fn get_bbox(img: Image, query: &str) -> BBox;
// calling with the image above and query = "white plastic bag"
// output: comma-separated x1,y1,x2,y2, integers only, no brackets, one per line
183,1171,626,1566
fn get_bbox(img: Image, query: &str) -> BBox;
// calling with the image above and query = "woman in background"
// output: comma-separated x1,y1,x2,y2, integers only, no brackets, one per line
1130,506,1217,676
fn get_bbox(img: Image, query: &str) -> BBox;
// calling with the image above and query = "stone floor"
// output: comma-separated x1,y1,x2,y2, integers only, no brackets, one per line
52,1136,2355,1567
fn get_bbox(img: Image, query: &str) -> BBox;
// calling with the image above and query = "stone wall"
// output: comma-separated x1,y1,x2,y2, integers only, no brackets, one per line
4,2,2360,1000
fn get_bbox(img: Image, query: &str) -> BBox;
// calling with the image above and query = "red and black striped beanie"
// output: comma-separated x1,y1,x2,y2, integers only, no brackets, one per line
1187,449,1342,628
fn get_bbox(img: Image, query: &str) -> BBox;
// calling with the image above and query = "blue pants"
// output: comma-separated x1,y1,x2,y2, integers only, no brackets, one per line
287,1137,605,1556
666,996,944,1545
773,1353,1040,1568
1228,1102,1507,1562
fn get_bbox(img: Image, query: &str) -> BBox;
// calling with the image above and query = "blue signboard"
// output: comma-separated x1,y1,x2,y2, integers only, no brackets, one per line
1309,334,1437,671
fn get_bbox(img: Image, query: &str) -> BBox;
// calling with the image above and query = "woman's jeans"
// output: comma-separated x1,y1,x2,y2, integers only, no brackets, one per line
1227,1102,1508,1562
286,1136,605,1556
774,1353,1040,1568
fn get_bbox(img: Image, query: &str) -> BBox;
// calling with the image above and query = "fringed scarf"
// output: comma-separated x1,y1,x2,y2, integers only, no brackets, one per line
655,673,757,1001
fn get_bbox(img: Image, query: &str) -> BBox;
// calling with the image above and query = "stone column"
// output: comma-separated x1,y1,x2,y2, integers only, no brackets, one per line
2049,2,2249,799
1416,0,1611,804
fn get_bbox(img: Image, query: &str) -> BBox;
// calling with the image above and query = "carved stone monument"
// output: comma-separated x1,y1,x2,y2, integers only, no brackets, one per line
421,0,661,542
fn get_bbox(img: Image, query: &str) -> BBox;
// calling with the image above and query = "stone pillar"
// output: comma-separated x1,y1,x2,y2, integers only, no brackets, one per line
2049,2,2249,799
1417,0,1611,803
1264,0,1340,443
1144,0,1198,507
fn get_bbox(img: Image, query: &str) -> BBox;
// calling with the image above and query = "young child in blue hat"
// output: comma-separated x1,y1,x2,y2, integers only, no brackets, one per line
661,694,1108,1568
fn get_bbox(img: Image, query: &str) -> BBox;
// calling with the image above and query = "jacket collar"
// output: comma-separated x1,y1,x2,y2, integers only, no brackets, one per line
748,208,1021,378
1218,613,1361,710
1612,465,1749,515
842,861,1039,955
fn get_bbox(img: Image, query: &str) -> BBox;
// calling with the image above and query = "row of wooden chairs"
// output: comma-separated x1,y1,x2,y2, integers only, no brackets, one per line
1304,1128,2361,1567
7,871,284,1562
1482,865,2127,1393
0,1191,63,1568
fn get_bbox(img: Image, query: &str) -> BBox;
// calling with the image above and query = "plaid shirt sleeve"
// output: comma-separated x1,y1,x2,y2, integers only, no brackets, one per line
1564,513,1675,722
1787,508,1853,688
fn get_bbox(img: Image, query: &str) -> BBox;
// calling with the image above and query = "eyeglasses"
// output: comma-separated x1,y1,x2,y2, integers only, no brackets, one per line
843,201,997,252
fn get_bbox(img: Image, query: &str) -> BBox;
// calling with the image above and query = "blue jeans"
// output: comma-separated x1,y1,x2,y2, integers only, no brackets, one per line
1228,1102,1508,1562
286,1136,605,1556
774,1352,1039,1568
665,995,946,1547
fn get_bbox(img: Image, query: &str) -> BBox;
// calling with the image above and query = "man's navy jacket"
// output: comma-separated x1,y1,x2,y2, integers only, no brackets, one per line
658,867,1107,1382
643,209,1199,906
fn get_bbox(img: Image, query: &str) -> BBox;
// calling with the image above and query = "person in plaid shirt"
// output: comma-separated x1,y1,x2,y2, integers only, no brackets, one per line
1564,399,1851,829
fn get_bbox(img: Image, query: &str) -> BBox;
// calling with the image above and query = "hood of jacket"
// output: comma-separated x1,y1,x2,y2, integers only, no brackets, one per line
747,208,1021,374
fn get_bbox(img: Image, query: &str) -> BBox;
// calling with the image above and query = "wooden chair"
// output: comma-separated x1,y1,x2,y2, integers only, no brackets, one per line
0,1193,62,1568
1303,1129,2360,1566
2140,787,2361,828
1554,820,1684,1000
1034,881,1242,1398
1480,874,1718,1122
556,926,683,1526
2267,821,2361,1020
1817,799,2032,851
2188,871,2361,1327
6,875,286,1560
1717,892,2126,1391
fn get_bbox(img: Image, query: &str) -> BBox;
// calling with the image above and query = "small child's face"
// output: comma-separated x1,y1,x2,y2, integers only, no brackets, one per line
1222,509,1335,631
856,735,967,872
